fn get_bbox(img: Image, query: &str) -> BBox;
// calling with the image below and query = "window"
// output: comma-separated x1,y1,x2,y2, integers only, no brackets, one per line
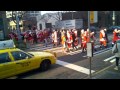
11,51,32,61
0,53,11,64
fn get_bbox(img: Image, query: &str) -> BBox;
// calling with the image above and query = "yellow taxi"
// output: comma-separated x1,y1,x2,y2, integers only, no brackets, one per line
0,47,56,79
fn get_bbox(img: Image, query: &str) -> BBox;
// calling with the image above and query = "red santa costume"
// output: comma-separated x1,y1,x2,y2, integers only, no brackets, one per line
74,29,79,46
112,29,120,44
66,30,73,50
99,29,107,47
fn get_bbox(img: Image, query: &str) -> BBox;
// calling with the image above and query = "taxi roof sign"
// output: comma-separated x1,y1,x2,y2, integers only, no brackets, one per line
0,40,15,50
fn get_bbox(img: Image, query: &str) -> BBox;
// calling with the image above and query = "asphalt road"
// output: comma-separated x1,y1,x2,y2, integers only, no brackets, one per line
15,43,114,79
8,33,115,79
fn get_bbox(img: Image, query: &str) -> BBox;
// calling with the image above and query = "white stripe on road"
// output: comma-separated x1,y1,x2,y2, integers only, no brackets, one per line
94,47,112,55
83,47,112,57
94,45,100,48
30,46,53,51
67,50,82,55
56,60,95,75
104,56,115,62
110,59,116,63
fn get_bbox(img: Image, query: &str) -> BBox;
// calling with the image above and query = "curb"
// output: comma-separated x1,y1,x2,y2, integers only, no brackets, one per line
84,64,115,79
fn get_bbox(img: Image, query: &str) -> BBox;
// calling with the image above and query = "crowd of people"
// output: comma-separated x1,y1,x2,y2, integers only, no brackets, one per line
8,27,120,53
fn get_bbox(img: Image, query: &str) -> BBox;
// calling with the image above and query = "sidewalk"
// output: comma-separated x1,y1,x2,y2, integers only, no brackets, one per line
91,64,120,79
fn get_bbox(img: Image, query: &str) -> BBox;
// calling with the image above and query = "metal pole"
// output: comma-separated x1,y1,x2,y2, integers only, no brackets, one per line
88,11,90,29
72,11,73,20
88,11,91,43
113,11,115,26
89,57,92,79
16,11,21,40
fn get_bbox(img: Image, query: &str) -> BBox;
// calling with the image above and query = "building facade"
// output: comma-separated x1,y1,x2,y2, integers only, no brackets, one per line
23,11,41,31
62,11,120,28
37,12,62,30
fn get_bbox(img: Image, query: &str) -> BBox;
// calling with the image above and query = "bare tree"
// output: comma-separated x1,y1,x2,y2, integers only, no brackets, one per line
47,12,62,21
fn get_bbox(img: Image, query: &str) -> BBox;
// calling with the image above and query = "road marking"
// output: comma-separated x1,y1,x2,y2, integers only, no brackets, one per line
30,46,53,51
94,47,112,55
103,56,115,62
67,50,82,55
56,60,95,75
110,59,116,63
94,45,100,48
83,47,112,57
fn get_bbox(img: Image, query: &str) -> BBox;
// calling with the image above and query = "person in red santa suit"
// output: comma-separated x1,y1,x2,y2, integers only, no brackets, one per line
99,28,107,49
66,29,73,51
82,29,87,53
90,30,97,51
80,29,84,49
73,29,79,49
112,28,120,47
28,31,33,45
53,29,58,47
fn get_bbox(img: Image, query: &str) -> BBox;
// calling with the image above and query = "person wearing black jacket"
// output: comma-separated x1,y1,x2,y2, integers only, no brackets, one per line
33,32,37,44
71,29,77,51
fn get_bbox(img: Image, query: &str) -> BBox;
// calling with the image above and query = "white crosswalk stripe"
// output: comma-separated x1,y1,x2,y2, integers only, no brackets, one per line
29,45,54,51
103,56,115,62
103,56,116,63
57,60,95,75
110,59,116,63
67,50,82,55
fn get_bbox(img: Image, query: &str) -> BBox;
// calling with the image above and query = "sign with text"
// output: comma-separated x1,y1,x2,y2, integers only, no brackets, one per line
90,11,98,24
55,19,83,29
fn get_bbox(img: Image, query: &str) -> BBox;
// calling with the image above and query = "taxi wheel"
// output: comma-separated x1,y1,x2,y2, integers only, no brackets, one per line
40,60,51,71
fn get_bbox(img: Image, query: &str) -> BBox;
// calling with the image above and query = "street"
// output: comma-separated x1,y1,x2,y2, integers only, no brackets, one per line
11,39,116,79
2,11,120,79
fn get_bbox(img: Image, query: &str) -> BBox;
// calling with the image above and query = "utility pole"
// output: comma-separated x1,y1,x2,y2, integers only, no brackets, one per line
16,11,21,40
88,11,90,29
112,11,115,26
72,11,73,20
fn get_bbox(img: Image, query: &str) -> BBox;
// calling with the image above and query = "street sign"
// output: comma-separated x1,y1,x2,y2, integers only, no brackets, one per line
87,42,93,79
87,42,93,57
90,11,98,24
55,19,83,29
